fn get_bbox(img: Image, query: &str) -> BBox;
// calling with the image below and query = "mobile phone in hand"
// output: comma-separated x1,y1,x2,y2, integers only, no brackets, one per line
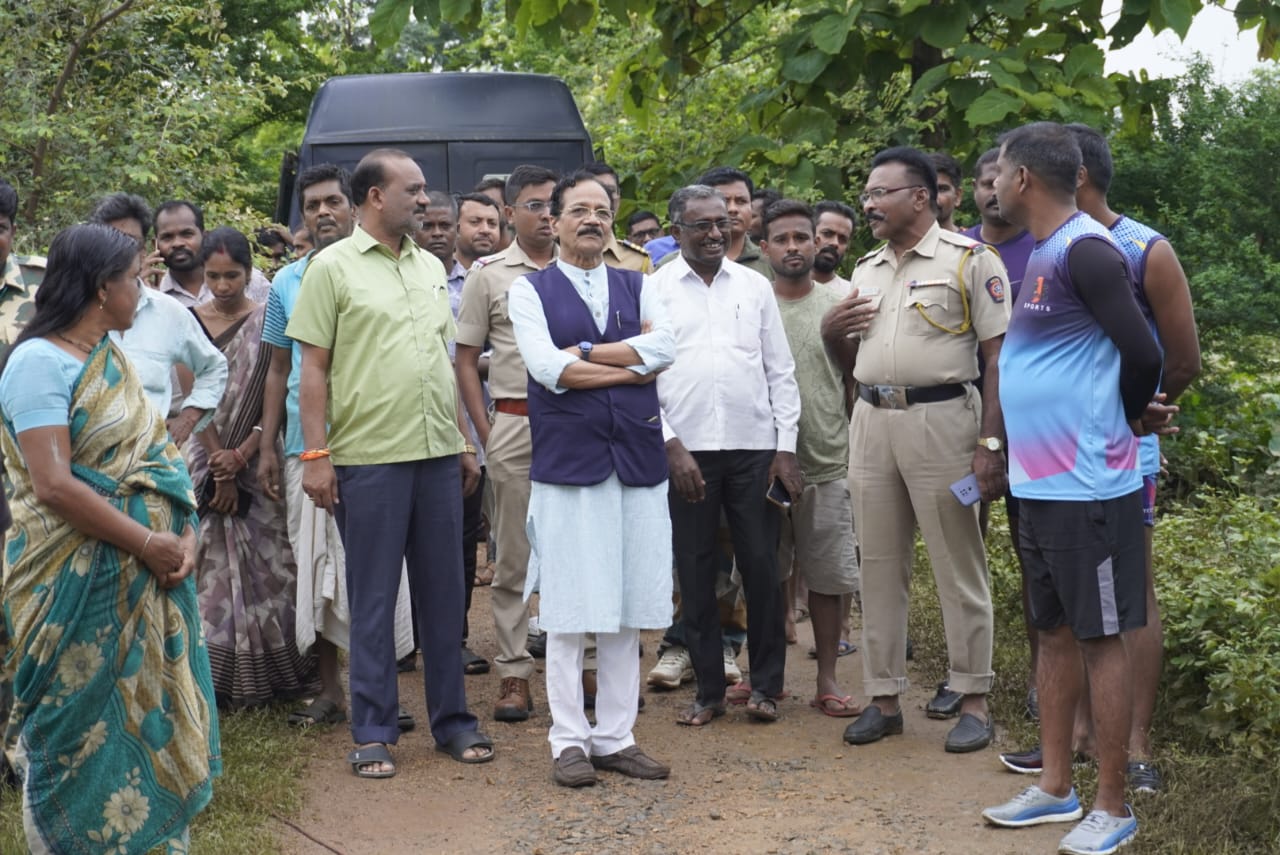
766,476,792,509
949,472,981,506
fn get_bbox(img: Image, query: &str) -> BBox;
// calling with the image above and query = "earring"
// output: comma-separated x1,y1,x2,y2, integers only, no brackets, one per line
99,300,106,310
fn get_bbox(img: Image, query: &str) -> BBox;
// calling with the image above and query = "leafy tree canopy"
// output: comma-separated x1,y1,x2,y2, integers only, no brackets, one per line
371,0,1280,199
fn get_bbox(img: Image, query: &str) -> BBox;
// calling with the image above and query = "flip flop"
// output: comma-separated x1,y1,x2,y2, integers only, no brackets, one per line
811,694,862,718
727,682,791,705
347,743,396,779
807,640,858,659
435,729,495,764
676,700,726,727
288,698,347,727
745,692,780,722
398,706,416,732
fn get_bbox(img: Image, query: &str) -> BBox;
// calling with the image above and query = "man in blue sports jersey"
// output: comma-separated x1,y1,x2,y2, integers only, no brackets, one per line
980,122,1173,855
1068,124,1201,793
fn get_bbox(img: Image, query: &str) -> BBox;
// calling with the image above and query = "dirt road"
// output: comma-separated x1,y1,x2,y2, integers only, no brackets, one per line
278,587,1059,855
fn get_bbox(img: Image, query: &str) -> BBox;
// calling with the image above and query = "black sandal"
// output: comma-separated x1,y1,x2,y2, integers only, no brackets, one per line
435,729,495,764
347,743,396,779
676,700,726,727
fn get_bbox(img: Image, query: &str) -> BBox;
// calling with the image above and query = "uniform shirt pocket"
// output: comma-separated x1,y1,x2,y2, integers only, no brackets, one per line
903,279,958,336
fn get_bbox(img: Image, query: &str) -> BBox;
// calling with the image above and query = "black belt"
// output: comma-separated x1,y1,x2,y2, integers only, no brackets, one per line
857,382,966,410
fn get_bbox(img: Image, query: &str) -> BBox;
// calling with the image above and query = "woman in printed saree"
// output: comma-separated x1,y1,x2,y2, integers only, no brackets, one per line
187,227,319,708
0,223,220,854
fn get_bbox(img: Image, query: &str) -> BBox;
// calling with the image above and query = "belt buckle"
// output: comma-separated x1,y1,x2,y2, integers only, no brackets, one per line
874,384,908,410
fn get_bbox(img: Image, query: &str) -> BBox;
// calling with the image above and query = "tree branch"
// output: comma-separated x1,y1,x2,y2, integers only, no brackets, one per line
24,0,138,222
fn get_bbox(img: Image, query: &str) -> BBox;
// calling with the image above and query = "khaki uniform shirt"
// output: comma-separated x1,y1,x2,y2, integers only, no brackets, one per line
455,240,556,401
286,226,462,466
851,223,1010,387
0,254,45,361
603,235,652,274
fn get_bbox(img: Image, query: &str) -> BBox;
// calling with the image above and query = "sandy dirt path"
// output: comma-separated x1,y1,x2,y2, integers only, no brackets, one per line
278,586,1059,855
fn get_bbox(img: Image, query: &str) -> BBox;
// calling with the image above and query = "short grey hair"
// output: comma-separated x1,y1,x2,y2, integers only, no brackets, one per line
667,184,725,226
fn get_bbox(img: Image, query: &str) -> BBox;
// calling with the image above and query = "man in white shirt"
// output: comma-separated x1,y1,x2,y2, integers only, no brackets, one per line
651,184,803,727
90,193,227,445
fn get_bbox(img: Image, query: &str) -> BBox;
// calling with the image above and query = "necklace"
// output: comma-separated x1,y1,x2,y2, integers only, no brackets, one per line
208,303,251,322
56,333,95,355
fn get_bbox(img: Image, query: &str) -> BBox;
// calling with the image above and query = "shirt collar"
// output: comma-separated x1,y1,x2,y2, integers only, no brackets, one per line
352,225,416,257
504,238,558,269
869,220,943,265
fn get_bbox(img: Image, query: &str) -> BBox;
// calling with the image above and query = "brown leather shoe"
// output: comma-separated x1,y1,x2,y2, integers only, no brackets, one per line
494,677,532,722
590,745,670,779
552,747,597,787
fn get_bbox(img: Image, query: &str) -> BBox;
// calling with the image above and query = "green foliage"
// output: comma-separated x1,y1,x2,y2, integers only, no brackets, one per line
381,0,1280,174
1154,489,1280,759
0,1,277,249
1112,62,1280,340
1161,338,1280,499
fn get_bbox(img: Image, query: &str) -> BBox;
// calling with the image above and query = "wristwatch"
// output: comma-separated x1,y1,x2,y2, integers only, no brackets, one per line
579,341,593,361
977,436,1004,452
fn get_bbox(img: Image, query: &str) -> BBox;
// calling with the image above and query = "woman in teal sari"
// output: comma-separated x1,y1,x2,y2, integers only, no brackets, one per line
0,223,220,853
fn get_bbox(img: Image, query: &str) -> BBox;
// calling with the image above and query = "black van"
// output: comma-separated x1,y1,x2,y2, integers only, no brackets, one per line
274,72,594,226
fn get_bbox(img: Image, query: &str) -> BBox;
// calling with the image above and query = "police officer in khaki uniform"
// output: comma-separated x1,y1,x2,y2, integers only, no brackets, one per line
456,165,559,722
1,178,45,539
822,147,1010,753
0,179,45,362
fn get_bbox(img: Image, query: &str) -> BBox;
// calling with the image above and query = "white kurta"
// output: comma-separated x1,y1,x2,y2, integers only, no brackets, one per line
508,259,676,634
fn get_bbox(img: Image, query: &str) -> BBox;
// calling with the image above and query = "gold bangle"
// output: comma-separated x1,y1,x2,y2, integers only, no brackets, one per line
140,531,154,558
462,444,477,455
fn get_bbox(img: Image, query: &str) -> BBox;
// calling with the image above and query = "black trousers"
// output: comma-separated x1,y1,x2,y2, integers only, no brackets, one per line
462,467,487,640
669,449,784,705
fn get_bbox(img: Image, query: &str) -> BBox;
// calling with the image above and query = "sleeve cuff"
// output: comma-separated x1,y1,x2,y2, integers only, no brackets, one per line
775,428,798,454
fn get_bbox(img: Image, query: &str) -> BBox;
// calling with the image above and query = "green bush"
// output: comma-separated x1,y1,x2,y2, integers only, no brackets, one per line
1155,489,1280,757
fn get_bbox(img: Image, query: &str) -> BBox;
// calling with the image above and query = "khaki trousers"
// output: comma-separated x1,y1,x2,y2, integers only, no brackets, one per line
849,388,994,697
486,412,536,680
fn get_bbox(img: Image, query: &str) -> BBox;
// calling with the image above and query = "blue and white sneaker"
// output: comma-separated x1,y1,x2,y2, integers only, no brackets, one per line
1058,807,1138,854
983,785,1084,828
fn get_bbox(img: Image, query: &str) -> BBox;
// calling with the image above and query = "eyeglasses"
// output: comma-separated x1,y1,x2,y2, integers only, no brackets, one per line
630,228,662,243
675,218,731,235
858,185,924,205
514,200,551,213
562,205,614,222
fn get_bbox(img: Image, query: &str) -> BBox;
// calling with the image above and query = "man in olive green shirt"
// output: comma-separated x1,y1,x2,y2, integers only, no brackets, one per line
287,148,492,777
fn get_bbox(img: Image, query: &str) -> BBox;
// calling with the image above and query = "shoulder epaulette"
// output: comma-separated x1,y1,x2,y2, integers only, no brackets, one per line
854,247,880,266
619,239,650,257
470,251,503,271
939,230,982,251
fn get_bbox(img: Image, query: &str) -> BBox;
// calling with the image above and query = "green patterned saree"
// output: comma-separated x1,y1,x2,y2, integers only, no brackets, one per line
1,339,221,854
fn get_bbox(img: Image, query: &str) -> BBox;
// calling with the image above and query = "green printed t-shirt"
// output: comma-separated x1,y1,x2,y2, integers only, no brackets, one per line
776,282,849,484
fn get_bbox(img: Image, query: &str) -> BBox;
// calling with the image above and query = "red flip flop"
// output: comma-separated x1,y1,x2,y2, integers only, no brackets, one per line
811,694,862,718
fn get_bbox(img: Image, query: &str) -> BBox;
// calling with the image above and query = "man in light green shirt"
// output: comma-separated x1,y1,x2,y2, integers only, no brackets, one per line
287,148,491,778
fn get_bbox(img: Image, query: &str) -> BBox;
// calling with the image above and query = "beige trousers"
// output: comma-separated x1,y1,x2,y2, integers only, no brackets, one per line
486,411,536,680
848,388,994,697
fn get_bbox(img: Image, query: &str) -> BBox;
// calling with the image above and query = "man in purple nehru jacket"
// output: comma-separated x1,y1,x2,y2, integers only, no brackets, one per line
508,171,676,788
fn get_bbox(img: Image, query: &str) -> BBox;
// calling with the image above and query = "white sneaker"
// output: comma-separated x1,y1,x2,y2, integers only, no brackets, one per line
983,786,1084,828
1058,807,1138,854
647,645,693,689
723,648,742,684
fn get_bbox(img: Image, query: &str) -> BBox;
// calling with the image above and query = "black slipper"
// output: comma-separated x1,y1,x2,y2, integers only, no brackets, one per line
435,729,495,764
347,743,395,779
